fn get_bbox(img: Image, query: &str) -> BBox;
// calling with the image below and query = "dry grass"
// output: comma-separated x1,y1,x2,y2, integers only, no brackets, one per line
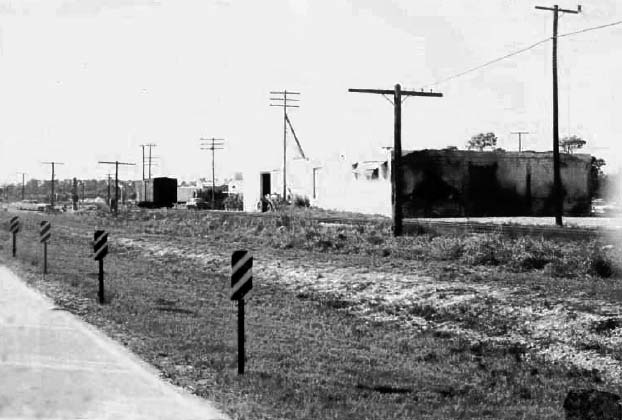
1,209,621,419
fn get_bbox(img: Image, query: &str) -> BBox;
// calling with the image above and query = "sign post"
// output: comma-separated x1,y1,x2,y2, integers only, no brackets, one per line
39,221,51,274
9,216,19,257
231,250,253,375
93,230,108,304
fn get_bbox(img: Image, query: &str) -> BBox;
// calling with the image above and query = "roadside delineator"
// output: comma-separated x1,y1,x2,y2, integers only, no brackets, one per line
9,216,20,257
39,221,51,274
93,230,108,304
231,250,253,375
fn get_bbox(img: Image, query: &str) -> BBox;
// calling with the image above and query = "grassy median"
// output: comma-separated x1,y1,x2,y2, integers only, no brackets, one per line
1,208,621,419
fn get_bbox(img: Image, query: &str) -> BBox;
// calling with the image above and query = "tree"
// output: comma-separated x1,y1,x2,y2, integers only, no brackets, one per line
590,157,607,197
561,135,586,154
466,132,498,151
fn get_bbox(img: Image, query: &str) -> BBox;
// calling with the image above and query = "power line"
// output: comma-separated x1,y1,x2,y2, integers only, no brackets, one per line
423,18,622,88
423,38,550,88
558,19,622,39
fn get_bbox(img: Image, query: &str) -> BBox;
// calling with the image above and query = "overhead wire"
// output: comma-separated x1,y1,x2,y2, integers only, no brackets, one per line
420,38,551,89
415,18,622,90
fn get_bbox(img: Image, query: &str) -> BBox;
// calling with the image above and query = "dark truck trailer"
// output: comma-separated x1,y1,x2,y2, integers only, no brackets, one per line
136,177,177,208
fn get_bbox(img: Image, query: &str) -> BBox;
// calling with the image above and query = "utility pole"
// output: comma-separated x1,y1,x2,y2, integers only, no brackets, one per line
98,161,136,216
270,90,300,200
16,172,26,200
200,138,225,208
511,131,530,152
41,162,64,208
535,3,581,227
349,84,442,236
106,174,112,206
147,144,156,180
140,143,156,201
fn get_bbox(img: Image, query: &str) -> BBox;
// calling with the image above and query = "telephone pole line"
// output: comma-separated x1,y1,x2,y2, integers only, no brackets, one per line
270,90,300,200
98,161,136,216
349,84,443,236
16,172,27,200
511,131,530,152
41,162,64,208
107,173,112,206
139,144,156,200
147,144,156,180
200,138,225,208
535,3,581,226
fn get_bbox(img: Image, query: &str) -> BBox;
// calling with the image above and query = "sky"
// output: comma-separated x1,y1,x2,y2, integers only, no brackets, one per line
0,0,621,185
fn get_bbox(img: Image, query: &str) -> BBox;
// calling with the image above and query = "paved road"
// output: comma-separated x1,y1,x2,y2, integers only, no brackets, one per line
0,265,229,420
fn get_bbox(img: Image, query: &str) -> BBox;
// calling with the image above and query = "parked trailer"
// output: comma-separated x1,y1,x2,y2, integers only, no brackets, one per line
136,177,177,208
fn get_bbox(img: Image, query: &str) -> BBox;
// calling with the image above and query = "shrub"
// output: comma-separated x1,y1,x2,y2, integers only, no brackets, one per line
223,194,243,211
293,195,310,208
461,235,507,266
429,236,465,260
588,250,615,278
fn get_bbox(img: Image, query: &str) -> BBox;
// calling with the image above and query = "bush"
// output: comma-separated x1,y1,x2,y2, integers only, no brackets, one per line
293,195,310,208
223,194,243,211
461,235,507,266
588,247,617,278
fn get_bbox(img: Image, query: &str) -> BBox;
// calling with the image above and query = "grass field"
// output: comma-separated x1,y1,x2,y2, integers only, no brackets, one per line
1,207,621,419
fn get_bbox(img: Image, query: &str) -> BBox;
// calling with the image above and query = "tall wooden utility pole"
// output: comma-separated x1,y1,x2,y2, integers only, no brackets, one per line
98,161,136,216
140,143,156,201
349,84,442,236
41,162,64,207
107,173,112,207
16,172,26,200
200,138,224,208
270,90,300,200
535,4,581,226
511,131,530,152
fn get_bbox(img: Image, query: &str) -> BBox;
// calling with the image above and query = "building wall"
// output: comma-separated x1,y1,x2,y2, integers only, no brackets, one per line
243,158,392,216
401,150,592,217
244,150,593,217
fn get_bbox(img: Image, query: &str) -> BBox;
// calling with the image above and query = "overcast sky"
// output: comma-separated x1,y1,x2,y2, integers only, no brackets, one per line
0,0,621,184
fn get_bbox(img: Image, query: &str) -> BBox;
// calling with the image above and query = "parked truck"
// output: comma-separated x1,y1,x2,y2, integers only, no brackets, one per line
136,177,177,208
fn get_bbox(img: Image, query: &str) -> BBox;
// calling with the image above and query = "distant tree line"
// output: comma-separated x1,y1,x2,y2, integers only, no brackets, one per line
0,178,137,202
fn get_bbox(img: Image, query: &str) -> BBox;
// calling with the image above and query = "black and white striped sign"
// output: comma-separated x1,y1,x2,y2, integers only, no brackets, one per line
40,221,51,243
93,230,108,260
231,250,252,301
9,216,19,234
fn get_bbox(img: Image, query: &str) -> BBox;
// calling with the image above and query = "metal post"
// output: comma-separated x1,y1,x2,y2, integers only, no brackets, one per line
43,243,48,274
98,259,104,304
12,233,16,258
21,173,25,200
238,298,245,375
